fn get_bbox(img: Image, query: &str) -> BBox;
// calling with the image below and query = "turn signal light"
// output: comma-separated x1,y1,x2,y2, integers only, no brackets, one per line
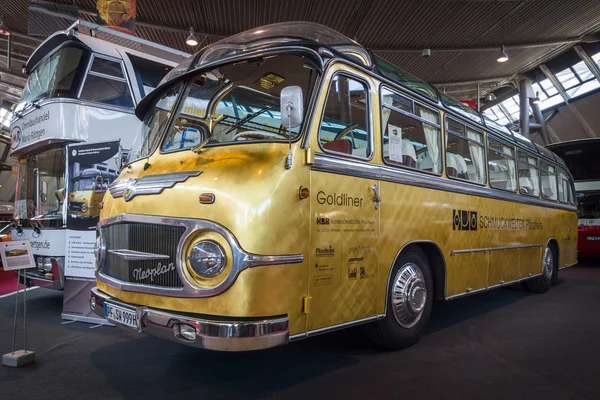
299,186,310,199
199,193,215,204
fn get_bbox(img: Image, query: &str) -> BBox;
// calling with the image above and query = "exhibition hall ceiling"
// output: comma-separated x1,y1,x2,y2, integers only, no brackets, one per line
2,0,600,100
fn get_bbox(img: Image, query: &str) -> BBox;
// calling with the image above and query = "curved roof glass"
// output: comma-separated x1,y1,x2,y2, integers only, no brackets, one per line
161,22,370,84
375,57,438,102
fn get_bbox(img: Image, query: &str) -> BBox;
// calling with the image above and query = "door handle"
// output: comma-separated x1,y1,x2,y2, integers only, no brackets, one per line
371,183,381,210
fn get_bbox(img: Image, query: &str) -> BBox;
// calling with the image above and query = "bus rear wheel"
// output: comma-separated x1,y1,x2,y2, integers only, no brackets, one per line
365,246,433,350
525,245,555,293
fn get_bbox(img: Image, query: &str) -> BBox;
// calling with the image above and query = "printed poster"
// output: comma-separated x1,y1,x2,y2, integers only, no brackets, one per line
96,0,136,35
62,141,120,324
388,124,403,163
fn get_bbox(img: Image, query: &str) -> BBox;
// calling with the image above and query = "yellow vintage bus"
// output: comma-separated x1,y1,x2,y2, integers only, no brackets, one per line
90,22,578,351
69,169,118,219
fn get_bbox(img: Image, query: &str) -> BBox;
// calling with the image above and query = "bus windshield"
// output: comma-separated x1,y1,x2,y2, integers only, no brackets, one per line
72,179,95,191
577,191,600,220
17,45,87,109
15,147,66,228
128,53,318,163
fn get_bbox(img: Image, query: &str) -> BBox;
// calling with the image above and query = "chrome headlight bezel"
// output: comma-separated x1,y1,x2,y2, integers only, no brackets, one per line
81,203,89,212
94,227,105,271
186,240,226,278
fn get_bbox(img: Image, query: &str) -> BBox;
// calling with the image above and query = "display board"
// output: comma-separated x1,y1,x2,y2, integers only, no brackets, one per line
0,241,36,271
61,141,120,324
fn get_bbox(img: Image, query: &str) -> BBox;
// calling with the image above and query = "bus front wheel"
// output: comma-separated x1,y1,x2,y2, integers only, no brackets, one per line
365,246,433,350
525,245,556,293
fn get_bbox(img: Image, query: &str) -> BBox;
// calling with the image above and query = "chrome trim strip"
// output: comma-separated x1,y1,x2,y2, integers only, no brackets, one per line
90,287,289,351
109,171,202,201
107,249,170,260
560,261,578,270
312,153,577,212
445,273,543,300
451,244,542,256
445,287,488,300
289,315,383,341
97,214,304,298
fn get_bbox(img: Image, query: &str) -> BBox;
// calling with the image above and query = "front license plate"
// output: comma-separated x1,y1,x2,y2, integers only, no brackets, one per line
587,236,600,241
104,302,139,330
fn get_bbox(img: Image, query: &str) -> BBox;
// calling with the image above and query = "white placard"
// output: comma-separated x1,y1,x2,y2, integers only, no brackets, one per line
64,230,96,279
10,228,66,257
388,124,403,162
0,241,36,271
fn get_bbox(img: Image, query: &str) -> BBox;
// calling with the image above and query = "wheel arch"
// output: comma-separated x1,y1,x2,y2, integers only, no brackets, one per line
385,241,447,317
546,237,559,262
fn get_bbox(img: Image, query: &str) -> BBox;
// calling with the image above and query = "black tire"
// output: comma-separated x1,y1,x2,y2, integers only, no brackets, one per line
525,245,556,293
364,246,433,350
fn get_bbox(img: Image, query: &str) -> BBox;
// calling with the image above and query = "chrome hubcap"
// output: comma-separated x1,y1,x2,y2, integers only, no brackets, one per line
391,263,427,328
543,247,554,280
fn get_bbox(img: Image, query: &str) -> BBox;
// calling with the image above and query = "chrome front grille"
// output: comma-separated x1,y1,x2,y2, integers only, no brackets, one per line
102,222,186,288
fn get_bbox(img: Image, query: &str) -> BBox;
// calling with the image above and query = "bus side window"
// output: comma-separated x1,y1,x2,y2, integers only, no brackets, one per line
487,137,517,191
517,151,540,197
381,89,442,174
445,118,486,184
127,53,173,96
558,168,573,204
319,74,371,158
80,56,134,108
163,76,220,151
540,162,558,201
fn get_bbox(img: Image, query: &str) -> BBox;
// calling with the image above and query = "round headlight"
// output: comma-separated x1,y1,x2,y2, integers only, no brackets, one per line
43,257,53,272
187,240,226,278
81,203,88,212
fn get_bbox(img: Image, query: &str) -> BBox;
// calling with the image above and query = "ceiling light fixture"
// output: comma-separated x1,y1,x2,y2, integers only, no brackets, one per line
0,17,10,36
532,92,540,104
186,27,198,46
497,45,508,63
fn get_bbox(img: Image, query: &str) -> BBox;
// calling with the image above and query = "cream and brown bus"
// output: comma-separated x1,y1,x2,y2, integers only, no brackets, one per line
90,22,578,351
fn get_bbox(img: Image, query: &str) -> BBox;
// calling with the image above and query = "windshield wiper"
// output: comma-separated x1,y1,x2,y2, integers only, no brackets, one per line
220,105,274,136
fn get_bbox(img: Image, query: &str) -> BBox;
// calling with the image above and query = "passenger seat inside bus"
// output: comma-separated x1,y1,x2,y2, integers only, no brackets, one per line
323,139,352,154
519,176,533,194
447,153,468,179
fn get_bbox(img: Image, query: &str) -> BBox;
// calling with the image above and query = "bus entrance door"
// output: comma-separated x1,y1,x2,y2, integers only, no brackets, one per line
307,172,380,332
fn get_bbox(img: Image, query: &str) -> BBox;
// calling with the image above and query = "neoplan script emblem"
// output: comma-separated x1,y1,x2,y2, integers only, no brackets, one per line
453,209,478,231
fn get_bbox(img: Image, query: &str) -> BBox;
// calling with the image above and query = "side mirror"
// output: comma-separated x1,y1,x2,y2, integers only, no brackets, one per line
280,86,303,129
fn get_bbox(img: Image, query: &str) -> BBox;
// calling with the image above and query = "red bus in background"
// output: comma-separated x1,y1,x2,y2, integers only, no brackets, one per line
548,139,600,259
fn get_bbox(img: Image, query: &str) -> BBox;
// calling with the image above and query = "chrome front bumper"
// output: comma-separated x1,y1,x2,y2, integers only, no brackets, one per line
90,287,290,351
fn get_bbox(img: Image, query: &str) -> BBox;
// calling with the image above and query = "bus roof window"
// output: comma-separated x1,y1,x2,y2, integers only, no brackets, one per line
535,143,555,161
483,115,514,140
128,53,173,96
513,131,538,152
90,57,125,79
440,93,483,125
80,56,134,108
375,57,438,102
